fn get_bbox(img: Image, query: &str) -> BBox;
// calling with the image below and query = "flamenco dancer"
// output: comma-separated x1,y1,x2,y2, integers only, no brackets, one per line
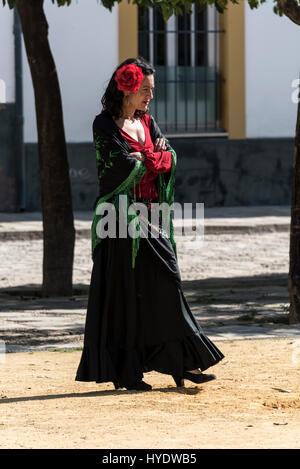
75,57,224,391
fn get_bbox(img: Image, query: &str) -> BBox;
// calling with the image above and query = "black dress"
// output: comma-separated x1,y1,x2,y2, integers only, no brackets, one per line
75,110,224,387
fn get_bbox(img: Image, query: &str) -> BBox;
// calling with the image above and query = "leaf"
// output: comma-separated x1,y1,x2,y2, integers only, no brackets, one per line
214,0,227,14
2,0,15,8
159,3,174,21
101,0,116,10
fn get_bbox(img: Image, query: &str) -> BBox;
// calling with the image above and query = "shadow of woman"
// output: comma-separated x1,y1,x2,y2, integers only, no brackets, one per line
0,386,202,404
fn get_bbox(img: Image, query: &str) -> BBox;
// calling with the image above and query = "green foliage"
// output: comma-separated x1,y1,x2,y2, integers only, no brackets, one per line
0,0,294,20
272,0,284,16
2,0,73,7
247,0,267,9
2,0,15,8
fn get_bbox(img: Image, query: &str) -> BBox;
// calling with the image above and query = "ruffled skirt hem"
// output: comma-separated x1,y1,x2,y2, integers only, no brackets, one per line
75,330,224,387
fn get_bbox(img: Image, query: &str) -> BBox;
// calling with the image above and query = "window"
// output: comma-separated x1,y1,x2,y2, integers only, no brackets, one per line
138,5,225,135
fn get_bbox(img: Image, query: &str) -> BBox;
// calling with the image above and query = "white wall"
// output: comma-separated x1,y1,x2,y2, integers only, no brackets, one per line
22,0,118,143
245,1,300,138
0,6,14,103
9,1,300,141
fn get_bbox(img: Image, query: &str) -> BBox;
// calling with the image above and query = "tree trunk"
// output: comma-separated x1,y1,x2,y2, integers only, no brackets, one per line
279,0,300,26
15,0,75,296
288,79,300,324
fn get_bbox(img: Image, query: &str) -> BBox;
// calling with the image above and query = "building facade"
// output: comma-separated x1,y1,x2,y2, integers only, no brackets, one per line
0,0,298,211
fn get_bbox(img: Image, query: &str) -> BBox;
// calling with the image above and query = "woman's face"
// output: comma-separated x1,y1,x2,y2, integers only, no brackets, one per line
127,74,154,112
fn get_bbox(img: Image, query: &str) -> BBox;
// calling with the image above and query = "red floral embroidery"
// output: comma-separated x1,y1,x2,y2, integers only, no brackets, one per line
115,63,145,93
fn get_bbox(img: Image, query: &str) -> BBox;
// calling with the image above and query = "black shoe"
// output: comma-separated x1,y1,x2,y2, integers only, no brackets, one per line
113,381,120,390
183,371,216,384
121,380,152,391
172,372,216,387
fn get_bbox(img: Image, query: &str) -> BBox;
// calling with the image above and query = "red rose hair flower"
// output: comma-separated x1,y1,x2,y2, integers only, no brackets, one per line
114,63,145,93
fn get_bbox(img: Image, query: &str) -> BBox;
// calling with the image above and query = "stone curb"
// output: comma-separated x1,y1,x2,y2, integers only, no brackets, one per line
0,223,290,241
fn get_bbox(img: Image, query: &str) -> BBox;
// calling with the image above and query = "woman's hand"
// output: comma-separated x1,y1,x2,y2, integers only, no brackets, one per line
130,151,145,162
154,138,166,152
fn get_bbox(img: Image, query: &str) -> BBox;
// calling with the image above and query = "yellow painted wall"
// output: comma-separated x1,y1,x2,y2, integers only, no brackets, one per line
118,2,138,64
219,2,246,139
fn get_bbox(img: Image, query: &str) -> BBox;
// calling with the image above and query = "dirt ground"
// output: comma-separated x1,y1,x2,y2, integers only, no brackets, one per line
1,338,300,449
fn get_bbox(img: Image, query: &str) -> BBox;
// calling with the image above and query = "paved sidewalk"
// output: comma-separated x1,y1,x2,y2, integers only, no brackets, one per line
0,205,299,352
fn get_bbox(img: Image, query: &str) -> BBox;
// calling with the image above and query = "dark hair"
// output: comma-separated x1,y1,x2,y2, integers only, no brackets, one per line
101,56,155,119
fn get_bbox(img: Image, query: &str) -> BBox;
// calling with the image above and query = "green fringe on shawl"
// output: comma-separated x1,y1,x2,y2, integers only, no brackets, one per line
91,147,177,268
157,148,177,259
91,160,146,268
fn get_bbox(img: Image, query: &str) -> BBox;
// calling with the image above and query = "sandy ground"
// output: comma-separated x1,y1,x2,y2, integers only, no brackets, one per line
1,338,300,449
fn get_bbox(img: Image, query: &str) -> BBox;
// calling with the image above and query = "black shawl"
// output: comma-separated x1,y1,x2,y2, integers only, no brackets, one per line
91,109,177,268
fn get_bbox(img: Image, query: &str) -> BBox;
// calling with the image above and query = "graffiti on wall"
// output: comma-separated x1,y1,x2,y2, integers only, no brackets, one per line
69,168,91,181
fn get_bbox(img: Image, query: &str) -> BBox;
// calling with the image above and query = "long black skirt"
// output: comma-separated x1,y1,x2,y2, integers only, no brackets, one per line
75,211,224,387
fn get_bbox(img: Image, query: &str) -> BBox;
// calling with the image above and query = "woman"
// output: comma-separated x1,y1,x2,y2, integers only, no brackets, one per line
75,57,224,391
